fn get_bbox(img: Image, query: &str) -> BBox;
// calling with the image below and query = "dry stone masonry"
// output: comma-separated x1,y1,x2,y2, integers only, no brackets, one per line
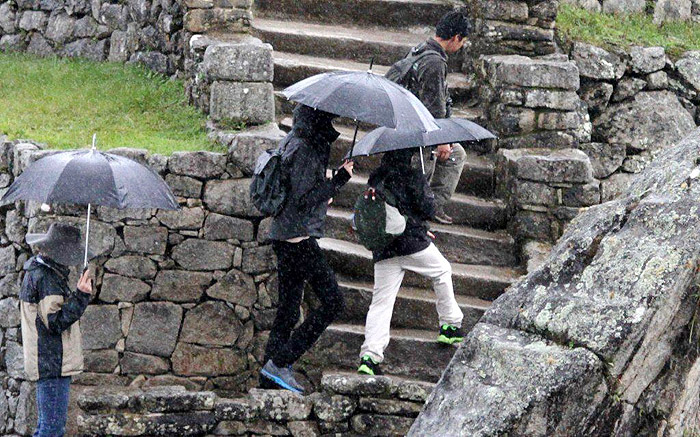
563,0,700,23
77,374,432,436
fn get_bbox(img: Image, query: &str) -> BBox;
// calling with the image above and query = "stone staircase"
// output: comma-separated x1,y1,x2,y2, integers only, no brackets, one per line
234,0,524,385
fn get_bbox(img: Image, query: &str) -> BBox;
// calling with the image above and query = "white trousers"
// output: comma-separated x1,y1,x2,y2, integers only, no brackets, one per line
359,243,463,363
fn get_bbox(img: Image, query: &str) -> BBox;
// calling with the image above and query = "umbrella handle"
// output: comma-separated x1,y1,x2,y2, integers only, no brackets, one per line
419,147,426,175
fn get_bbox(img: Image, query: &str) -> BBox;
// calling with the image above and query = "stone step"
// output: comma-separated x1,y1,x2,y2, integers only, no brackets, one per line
326,208,516,267
336,278,490,331
254,0,456,30
279,116,496,198
271,51,472,104
301,323,458,382
251,18,427,67
331,173,506,229
318,238,521,301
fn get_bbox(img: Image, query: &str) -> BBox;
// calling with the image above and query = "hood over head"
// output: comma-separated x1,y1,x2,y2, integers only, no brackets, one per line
291,104,339,144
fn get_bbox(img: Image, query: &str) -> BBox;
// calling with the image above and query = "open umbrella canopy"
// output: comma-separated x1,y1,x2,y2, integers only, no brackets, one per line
347,117,497,158
282,70,439,132
2,149,179,210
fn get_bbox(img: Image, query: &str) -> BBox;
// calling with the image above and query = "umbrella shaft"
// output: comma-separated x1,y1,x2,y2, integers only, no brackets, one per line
84,203,91,268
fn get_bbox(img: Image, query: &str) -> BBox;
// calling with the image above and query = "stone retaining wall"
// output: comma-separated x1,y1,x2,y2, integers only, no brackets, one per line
0,128,288,435
564,0,700,23
77,373,432,436
0,0,251,76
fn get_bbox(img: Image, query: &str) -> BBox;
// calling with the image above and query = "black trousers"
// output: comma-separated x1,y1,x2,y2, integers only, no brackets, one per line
264,238,345,367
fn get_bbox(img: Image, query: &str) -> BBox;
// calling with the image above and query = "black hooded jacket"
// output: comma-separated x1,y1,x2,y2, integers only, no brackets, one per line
269,105,350,241
410,38,451,119
369,149,435,262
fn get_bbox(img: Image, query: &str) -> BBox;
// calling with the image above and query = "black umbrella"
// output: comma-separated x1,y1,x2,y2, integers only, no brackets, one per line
347,118,497,173
2,135,179,267
282,69,440,155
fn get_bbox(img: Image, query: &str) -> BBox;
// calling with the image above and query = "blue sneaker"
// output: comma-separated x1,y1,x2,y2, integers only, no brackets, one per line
260,360,305,394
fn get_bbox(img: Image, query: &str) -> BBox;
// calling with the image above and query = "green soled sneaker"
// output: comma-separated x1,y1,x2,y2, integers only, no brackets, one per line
358,355,383,376
437,324,464,345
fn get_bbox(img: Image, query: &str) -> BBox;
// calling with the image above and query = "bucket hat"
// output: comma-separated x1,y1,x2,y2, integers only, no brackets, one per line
25,223,95,266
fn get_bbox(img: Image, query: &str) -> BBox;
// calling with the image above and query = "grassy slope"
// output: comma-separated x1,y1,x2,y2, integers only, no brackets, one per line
0,52,220,154
557,3,700,58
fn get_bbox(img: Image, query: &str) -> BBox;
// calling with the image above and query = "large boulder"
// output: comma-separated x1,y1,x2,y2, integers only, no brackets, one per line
410,127,700,436
126,302,183,357
594,91,696,152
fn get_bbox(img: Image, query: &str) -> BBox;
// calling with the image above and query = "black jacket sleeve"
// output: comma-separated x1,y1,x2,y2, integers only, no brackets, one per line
409,173,436,220
36,274,90,335
293,150,350,212
417,56,448,119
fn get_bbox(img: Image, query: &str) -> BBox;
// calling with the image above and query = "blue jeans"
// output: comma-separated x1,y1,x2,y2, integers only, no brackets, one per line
34,377,71,437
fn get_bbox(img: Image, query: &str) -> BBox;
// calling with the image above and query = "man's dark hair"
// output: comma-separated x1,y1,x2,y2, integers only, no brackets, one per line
436,11,472,40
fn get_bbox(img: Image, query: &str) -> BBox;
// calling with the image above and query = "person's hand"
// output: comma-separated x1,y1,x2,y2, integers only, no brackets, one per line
427,231,436,240
77,269,94,295
436,144,451,162
340,160,354,178
328,198,334,205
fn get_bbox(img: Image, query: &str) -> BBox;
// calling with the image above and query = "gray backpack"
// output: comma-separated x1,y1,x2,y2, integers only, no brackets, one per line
385,50,443,93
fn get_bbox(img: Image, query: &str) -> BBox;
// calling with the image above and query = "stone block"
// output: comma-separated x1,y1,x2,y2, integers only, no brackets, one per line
0,273,21,297
165,174,203,198
104,256,157,279
171,342,247,376
84,349,119,373
126,302,182,357
675,51,700,93
97,206,153,223
0,35,26,52
397,380,434,402
491,106,536,135
600,172,637,202
203,41,273,82
241,245,275,274
563,181,601,207
0,3,16,34
27,33,54,57
228,123,285,176
0,297,20,328
128,0,150,23
514,181,557,206
204,178,264,217
180,301,242,346
203,213,254,241
482,55,580,90
215,398,254,421
63,37,107,61
571,42,626,80
481,1,529,22
129,51,171,75
321,374,394,396
123,225,168,254
578,142,626,179
654,0,692,23
45,13,76,44
78,386,138,412
168,151,226,179
151,270,213,302
82,305,121,350
14,381,37,435
629,46,666,74
511,210,554,241
19,11,47,32
206,269,256,307
523,89,579,111
602,0,644,13
612,78,647,102
358,397,422,417
157,206,205,230
288,421,320,437
130,386,216,413
120,352,169,374
210,81,275,125
249,389,314,421
99,3,127,29
184,8,250,33
100,274,150,303
537,111,581,130
313,393,356,422
646,71,669,90
498,131,577,150
0,245,15,276
5,340,25,378
500,148,594,183
172,238,234,271
351,414,414,436
77,411,217,435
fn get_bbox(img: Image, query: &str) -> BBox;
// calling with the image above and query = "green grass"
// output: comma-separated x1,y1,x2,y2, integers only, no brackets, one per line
0,52,221,154
557,3,700,59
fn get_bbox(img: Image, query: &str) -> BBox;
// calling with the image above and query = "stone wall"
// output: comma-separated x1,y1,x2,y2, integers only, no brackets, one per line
77,373,432,436
0,0,252,76
564,0,700,23
0,128,288,435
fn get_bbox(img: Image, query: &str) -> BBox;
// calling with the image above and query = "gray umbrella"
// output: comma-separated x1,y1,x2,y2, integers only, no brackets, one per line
347,117,496,173
282,70,440,150
2,135,179,267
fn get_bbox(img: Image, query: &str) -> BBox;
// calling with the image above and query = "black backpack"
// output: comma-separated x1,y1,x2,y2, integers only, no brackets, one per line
250,138,292,217
385,50,443,93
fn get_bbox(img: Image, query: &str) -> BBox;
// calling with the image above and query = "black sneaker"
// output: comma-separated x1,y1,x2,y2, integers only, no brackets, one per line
357,355,383,376
437,324,464,345
260,360,305,394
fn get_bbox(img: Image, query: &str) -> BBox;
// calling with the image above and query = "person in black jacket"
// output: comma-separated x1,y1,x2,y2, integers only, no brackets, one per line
19,223,94,437
262,104,353,393
357,148,464,376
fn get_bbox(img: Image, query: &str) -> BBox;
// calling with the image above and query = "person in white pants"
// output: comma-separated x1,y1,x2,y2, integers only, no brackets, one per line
357,149,464,376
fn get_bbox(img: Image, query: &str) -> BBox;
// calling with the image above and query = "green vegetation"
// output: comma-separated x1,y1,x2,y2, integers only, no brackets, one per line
557,3,700,58
0,52,221,154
